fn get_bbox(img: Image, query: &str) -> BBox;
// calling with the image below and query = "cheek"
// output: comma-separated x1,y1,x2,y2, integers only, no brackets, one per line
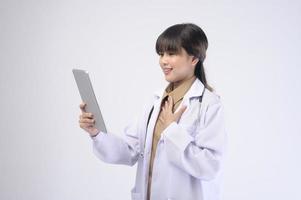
172,63,193,76
171,60,186,71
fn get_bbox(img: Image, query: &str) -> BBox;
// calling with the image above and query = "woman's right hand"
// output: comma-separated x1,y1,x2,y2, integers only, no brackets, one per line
79,102,100,137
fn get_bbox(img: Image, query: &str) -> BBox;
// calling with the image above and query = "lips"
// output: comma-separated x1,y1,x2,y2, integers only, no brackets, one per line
163,67,173,75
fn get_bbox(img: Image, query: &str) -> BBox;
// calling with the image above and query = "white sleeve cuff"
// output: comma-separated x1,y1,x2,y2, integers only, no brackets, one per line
90,131,105,142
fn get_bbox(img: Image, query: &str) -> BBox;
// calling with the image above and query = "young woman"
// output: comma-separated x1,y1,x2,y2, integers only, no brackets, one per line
78,23,227,200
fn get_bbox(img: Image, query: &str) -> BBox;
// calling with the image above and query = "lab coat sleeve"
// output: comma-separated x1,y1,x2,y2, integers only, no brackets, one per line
162,100,227,181
90,115,142,166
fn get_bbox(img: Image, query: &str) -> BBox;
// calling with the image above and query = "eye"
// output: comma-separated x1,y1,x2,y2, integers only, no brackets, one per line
158,51,176,57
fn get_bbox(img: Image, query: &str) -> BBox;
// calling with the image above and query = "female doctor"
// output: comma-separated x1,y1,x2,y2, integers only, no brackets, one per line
78,23,227,200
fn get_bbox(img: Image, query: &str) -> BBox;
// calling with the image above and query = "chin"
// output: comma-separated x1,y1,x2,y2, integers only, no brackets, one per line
164,76,174,83
165,74,180,83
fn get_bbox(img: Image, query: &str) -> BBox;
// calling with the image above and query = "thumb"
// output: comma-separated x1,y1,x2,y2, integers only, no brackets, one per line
80,102,86,113
175,105,187,121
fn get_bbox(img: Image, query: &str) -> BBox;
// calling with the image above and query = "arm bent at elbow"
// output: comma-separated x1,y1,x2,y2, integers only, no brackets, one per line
163,101,227,180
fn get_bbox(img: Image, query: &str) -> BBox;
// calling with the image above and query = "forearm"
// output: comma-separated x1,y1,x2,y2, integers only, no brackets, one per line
91,131,139,166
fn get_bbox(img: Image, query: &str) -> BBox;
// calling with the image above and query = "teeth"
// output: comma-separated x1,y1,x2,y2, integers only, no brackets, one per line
163,67,172,74
163,68,172,74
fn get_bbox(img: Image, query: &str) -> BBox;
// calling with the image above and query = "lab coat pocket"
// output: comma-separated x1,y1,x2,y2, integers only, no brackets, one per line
131,187,142,200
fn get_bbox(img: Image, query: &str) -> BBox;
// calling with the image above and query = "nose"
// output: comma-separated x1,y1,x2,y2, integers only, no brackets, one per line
160,53,169,66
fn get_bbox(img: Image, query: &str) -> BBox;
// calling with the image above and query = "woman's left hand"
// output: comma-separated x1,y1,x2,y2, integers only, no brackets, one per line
159,95,187,130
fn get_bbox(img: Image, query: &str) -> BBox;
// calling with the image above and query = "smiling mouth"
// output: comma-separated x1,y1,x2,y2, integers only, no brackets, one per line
163,68,173,75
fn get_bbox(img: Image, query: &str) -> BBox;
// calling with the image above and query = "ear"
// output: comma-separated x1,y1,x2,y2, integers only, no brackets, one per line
191,56,199,67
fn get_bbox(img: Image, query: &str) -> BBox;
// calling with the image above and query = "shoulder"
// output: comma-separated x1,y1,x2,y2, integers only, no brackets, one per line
200,89,226,129
203,88,222,107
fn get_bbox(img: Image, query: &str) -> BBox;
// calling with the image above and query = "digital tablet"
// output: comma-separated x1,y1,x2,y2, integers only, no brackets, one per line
72,68,107,133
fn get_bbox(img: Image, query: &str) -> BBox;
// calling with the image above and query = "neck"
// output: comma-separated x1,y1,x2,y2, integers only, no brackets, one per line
172,75,196,90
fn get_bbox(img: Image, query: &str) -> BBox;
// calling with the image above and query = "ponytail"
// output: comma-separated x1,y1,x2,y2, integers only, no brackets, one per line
194,60,214,92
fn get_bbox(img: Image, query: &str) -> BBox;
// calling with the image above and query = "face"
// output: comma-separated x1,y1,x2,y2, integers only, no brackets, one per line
159,47,199,86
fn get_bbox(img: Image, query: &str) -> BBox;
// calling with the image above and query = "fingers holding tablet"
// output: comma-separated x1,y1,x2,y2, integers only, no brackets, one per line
79,102,99,137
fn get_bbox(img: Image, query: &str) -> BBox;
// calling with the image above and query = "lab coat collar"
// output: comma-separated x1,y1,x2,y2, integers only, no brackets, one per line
154,78,205,100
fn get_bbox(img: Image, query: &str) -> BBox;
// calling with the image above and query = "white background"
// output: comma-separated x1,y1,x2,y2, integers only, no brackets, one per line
0,0,300,199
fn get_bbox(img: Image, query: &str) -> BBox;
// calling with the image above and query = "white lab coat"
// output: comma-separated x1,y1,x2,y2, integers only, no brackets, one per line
91,78,227,200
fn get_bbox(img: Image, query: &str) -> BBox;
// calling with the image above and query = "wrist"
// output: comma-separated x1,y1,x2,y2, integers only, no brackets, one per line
90,130,100,138
164,121,174,130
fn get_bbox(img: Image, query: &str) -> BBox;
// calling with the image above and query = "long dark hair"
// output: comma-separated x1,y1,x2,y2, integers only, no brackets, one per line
155,23,214,92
